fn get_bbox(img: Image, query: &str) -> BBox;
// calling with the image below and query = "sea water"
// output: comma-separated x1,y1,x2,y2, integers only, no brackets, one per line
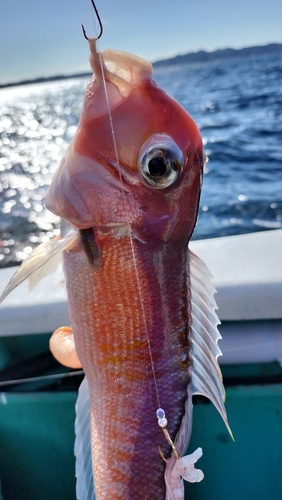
0,51,281,266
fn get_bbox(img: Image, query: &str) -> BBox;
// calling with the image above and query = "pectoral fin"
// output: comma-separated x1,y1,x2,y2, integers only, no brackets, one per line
0,232,77,303
189,249,233,438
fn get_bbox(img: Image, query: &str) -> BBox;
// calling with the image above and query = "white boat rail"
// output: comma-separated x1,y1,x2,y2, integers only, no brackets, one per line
0,229,281,365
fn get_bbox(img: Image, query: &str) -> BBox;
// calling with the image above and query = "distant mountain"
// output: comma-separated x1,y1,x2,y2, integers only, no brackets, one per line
1,43,281,89
153,43,282,68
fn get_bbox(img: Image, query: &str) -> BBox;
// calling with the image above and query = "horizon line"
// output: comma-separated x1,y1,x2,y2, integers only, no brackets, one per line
1,41,281,90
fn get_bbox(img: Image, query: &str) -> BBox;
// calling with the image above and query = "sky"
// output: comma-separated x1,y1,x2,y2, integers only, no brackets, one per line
0,0,282,84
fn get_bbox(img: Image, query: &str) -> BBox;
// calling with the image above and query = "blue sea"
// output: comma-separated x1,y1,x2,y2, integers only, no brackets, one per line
0,50,281,266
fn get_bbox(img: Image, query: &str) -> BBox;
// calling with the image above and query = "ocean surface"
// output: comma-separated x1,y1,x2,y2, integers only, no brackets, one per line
0,51,281,266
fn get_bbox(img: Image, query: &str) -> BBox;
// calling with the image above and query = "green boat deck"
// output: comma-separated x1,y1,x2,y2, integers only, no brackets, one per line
1,334,282,500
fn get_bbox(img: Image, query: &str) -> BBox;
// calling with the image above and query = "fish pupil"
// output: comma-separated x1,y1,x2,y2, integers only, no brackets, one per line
139,137,183,188
148,156,168,178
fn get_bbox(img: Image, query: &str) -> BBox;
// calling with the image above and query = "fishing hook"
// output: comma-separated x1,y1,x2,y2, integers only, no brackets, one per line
82,0,103,40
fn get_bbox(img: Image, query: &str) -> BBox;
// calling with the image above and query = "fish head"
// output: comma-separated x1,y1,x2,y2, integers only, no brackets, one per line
46,40,204,245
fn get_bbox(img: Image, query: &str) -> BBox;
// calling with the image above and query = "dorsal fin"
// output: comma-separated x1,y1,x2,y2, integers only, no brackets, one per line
189,249,233,438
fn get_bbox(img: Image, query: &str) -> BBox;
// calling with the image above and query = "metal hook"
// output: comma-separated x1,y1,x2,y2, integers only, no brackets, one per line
82,0,103,40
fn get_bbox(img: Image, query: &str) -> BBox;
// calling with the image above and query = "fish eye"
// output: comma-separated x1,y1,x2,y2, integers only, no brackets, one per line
138,135,183,188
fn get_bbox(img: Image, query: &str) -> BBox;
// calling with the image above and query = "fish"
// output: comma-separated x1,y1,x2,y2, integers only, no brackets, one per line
0,34,232,500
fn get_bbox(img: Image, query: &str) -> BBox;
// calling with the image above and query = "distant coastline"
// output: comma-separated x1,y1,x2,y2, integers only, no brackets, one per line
153,42,282,68
1,42,281,90
0,72,92,90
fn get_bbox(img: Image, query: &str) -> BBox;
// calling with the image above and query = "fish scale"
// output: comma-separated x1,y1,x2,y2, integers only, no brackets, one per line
65,228,190,498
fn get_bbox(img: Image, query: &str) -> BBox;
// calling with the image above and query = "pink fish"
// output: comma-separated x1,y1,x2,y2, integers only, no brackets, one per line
0,34,231,500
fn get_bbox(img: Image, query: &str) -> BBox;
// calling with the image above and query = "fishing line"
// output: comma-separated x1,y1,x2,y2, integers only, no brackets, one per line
95,41,162,412
83,3,162,410
82,6,162,411
83,1,179,458
0,370,84,387
97,49,179,458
